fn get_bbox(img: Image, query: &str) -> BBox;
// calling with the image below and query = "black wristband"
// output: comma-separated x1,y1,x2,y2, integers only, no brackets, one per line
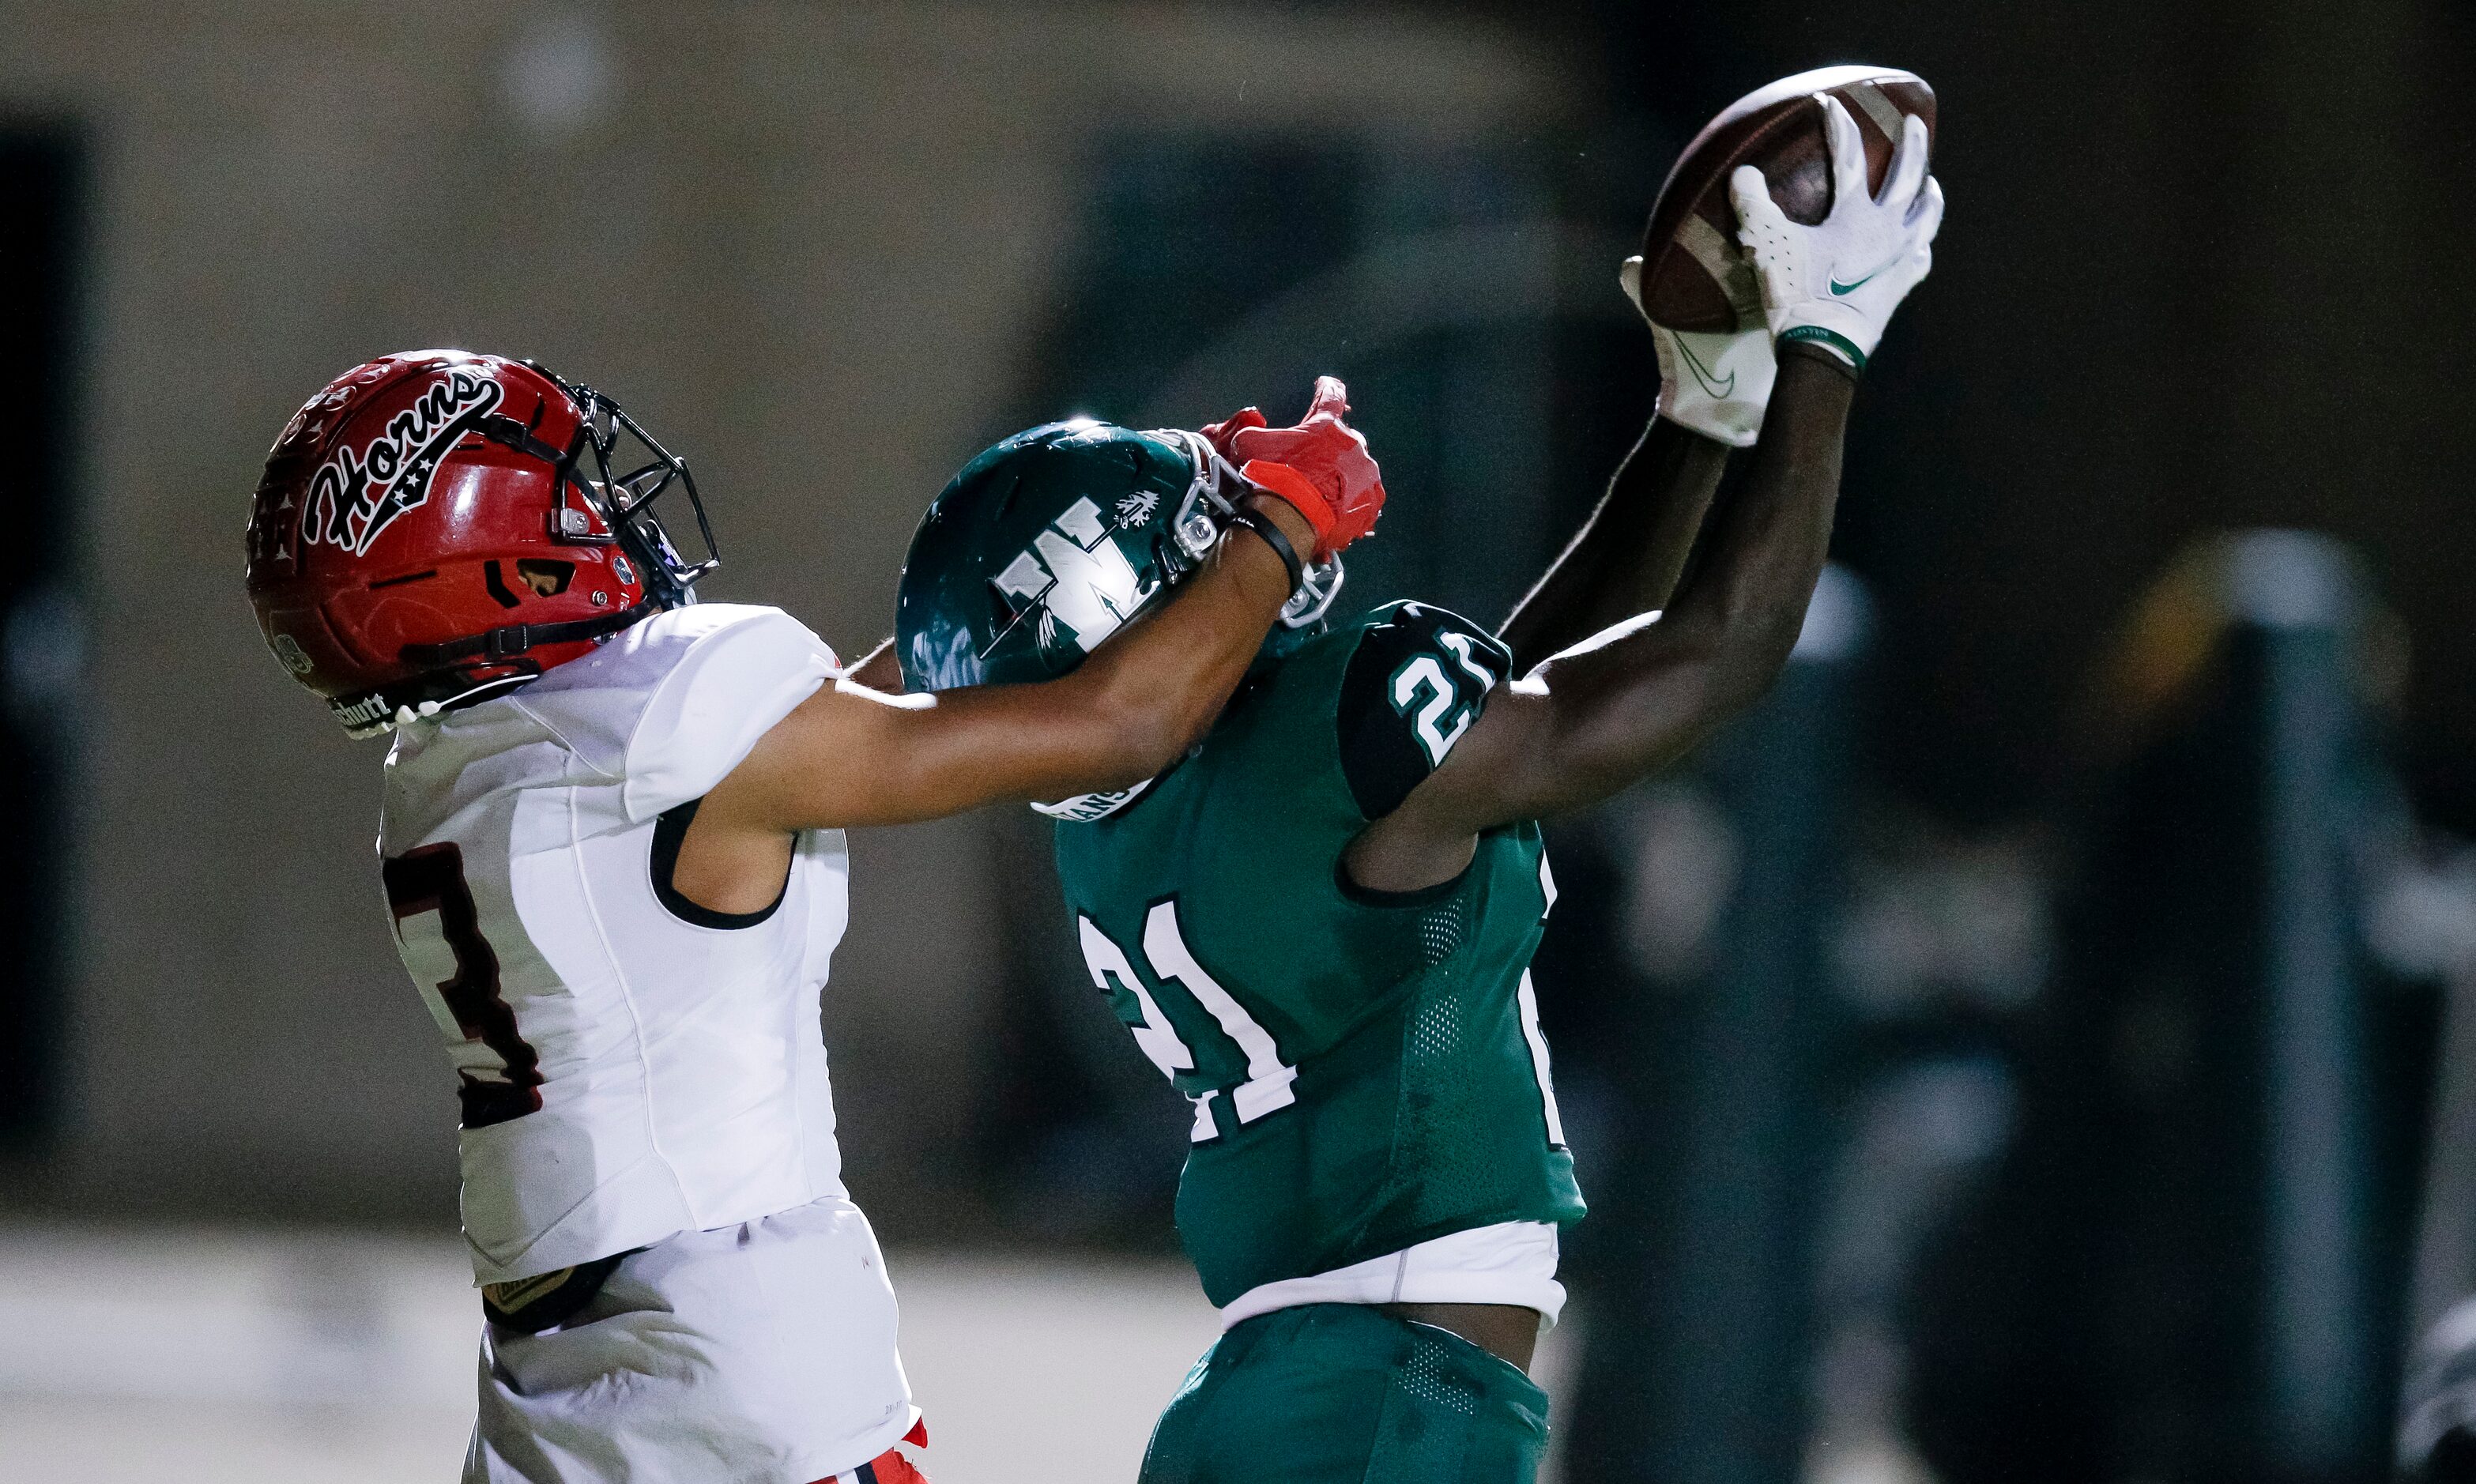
1231,507,1306,593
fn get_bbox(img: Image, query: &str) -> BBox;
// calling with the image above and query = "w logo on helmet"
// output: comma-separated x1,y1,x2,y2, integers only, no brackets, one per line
303,368,504,556
991,496,1146,658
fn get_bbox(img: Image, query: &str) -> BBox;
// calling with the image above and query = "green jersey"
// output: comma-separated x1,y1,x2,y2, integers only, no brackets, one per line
1054,601,1586,1307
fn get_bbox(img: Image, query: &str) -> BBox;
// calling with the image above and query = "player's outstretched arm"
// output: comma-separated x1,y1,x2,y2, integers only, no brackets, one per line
1348,352,1855,889
710,492,1316,834
1494,239,1784,672
839,636,902,692
1347,97,1938,892
669,380,1383,917
830,374,1384,701
1497,416,1730,676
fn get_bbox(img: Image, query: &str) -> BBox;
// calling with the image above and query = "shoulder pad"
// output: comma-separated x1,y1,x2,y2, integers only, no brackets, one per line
1333,602,1511,821
614,606,836,820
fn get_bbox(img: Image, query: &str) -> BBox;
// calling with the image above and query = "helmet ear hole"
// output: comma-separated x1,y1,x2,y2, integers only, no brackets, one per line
514,559,574,597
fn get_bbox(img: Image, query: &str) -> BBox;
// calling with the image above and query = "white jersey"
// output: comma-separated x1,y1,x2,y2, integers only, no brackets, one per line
379,603,846,1285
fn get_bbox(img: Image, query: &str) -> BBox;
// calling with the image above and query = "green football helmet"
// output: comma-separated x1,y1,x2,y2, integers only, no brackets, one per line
896,419,1340,688
895,418,1340,819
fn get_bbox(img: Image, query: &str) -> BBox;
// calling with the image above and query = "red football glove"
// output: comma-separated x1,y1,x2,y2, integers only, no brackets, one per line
1197,375,1386,558
1197,405,1268,456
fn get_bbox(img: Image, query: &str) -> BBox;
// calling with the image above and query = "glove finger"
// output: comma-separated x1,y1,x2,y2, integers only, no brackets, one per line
1224,427,1276,465
1819,96,1868,214
1304,375,1351,424
1908,175,1947,242
1728,164,1785,240
1619,255,1646,315
1883,112,1930,210
1200,408,1266,450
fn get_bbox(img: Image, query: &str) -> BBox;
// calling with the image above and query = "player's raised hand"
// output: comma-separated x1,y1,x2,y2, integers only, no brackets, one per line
1620,254,1777,448
1730,96,1943,374
1201,375,1387,557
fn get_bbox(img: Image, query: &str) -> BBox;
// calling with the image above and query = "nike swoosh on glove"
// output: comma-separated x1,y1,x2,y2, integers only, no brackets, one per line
1621,255,1777,448
1200,375,1387,557
1730,95,1944,374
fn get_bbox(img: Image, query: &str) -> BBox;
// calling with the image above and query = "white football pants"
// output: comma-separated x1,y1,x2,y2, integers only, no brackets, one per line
466,1196,918,1484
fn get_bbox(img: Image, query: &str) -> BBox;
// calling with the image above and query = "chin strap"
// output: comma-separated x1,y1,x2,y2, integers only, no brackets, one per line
476,412,575,468
398,601,656,669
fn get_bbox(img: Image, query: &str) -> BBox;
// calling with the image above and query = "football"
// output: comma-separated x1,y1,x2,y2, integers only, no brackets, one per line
1637,65,1937,333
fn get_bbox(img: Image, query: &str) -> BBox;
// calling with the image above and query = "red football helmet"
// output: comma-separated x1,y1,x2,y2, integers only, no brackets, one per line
245,351,718,736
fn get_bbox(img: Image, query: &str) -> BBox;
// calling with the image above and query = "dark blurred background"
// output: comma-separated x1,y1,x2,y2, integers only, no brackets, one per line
0,2,2470,1481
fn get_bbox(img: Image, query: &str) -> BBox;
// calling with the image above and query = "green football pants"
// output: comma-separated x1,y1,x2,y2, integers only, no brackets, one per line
1136,1303,1550,1484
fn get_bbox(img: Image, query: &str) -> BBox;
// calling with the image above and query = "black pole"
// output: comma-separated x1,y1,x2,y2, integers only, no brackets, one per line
0,126,85,1152
1904,531,2397,1484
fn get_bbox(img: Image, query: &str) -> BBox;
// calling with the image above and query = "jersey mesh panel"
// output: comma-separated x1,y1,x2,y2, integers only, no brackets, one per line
1418,898,1466,965
1395,965,1502,1222
1400,1328,1483,1416
1370,1326,1483,1477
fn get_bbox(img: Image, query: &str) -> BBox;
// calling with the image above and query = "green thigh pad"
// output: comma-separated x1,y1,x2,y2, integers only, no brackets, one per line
1138,1304,1550,1484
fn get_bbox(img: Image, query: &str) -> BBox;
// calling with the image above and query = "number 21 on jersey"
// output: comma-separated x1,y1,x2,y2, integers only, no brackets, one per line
1077,900,1296,1144
1389,630,1500,766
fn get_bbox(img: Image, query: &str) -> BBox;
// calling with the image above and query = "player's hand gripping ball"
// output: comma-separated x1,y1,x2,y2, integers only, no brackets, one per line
1200,375,1386,558
1620,256,1778,448
1634,66,1935,333
1626,65,1938,421
1730,96,1943,374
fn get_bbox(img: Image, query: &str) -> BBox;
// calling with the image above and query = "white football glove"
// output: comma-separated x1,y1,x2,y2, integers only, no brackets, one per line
1620,254,1776,448
1730,96,1943,374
